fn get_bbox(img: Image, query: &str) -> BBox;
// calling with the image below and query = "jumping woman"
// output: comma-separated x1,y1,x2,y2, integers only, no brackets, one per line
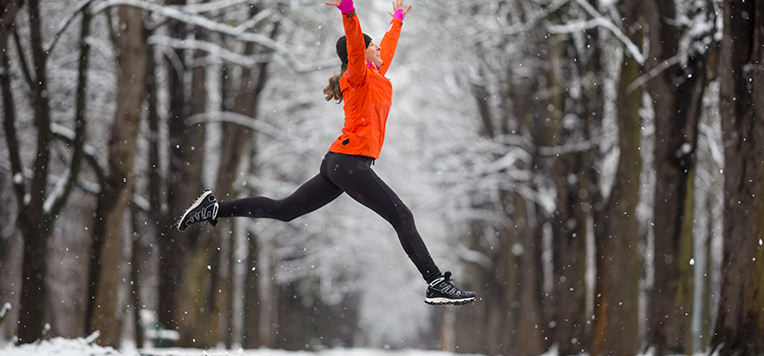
178,0,476,305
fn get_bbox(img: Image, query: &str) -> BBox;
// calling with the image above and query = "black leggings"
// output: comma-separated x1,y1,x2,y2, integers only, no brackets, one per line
218,152,442,283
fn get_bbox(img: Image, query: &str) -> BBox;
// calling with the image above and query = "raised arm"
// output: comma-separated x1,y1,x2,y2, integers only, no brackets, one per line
326,0,367,86
378,0,411,76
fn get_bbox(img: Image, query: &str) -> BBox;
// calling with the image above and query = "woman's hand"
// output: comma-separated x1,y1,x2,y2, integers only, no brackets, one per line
388,0,412,20
325,0,354,14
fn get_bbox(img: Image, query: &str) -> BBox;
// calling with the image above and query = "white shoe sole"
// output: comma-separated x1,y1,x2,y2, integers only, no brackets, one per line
177,190,213,231
425,296,476,305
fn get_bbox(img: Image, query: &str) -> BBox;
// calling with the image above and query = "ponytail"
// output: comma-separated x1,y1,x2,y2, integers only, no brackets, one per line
323,64,347,103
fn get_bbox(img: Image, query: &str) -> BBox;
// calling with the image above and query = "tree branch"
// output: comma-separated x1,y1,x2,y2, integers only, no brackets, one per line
1,36,26,208
92,0,327,73
46,0,96,54
12,28,35,89
46,4,92,215
50,124,105,188
548,0,645,65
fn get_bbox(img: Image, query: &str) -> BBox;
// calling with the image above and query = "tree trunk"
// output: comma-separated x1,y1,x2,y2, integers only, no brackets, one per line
13,0,55,344
242,229,261,348
643,1,713,354
711,1,764,354
174,25,214,347
548,29,591,356
592,3,644,354
156,0,193,337
88,5,146,347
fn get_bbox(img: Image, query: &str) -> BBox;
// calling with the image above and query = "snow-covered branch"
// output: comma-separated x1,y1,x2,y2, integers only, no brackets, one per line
148,35,272,67
50,123,105,192
548,0,645,65
186,111,298,143
626,53,683,93
0,303,10,327
548,16,645,65
90,0,330,73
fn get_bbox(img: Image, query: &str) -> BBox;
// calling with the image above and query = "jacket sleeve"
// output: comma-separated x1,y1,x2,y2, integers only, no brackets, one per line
342,10,367,86
378,17,402,76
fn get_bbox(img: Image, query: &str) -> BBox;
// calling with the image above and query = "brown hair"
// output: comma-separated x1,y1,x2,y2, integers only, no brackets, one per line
324,34,372,103
323,64,347,103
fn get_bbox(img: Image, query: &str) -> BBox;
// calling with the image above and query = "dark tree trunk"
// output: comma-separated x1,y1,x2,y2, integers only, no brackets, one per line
711,1,764,355
548,27,593,356
157,6,186,333
643,1,714,355
12,0,86,343
242,229,261,348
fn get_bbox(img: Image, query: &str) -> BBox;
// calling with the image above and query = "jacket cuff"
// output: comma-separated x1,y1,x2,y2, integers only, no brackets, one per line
393,8,404,20
337,0,354,14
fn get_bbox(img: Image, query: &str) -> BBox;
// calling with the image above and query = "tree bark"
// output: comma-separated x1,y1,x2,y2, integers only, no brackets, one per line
157,0,188,334
88,5,146,347
548,27,592,356
643,1,714,355
711,1,764,354
592,2,644,354
242,229,261,348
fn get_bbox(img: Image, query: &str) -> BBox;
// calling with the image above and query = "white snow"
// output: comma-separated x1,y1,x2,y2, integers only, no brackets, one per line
0,340,483,356
0,336,118,356
0,303,10,318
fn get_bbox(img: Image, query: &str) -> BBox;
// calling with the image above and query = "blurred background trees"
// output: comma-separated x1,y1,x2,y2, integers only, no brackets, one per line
1,0,761,356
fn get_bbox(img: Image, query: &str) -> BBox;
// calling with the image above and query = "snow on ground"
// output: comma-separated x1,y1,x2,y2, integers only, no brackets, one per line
0,337,713,356
0,337,483,356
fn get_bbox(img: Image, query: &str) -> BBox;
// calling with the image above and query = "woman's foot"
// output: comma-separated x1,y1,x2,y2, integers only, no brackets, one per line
425,271,476,305
177,190,219,231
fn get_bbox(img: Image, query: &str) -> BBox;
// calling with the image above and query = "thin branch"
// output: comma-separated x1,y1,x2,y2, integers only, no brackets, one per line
1,37,26,208
626,53,683,93
548,15,645,65
46,0,96,54
47,4,92,215
185,111,300,143
11,28,34,89
182,0,253,14
51,124,106,186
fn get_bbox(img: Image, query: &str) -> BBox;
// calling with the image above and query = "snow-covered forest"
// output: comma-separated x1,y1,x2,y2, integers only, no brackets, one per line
1,0,763,355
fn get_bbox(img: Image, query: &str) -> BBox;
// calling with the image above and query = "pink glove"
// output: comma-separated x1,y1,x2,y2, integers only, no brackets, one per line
392,8,404,20
336,0,354,14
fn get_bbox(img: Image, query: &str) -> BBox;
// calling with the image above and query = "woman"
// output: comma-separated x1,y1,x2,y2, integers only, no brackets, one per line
178,0,476,305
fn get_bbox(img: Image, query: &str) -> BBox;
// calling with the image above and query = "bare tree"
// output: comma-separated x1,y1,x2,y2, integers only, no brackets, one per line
711,0,764,355
86,5,146,347
2,0,90,343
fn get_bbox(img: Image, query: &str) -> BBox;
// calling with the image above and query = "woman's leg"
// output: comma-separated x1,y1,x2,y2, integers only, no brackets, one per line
218,169,343,222
322,153,442,283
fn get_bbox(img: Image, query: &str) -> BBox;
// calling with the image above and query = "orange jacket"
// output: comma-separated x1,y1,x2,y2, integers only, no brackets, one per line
328,10,403,160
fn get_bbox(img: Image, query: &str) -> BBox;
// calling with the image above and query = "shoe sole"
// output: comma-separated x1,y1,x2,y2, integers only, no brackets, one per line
177,190,213,231
425,296,476,305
